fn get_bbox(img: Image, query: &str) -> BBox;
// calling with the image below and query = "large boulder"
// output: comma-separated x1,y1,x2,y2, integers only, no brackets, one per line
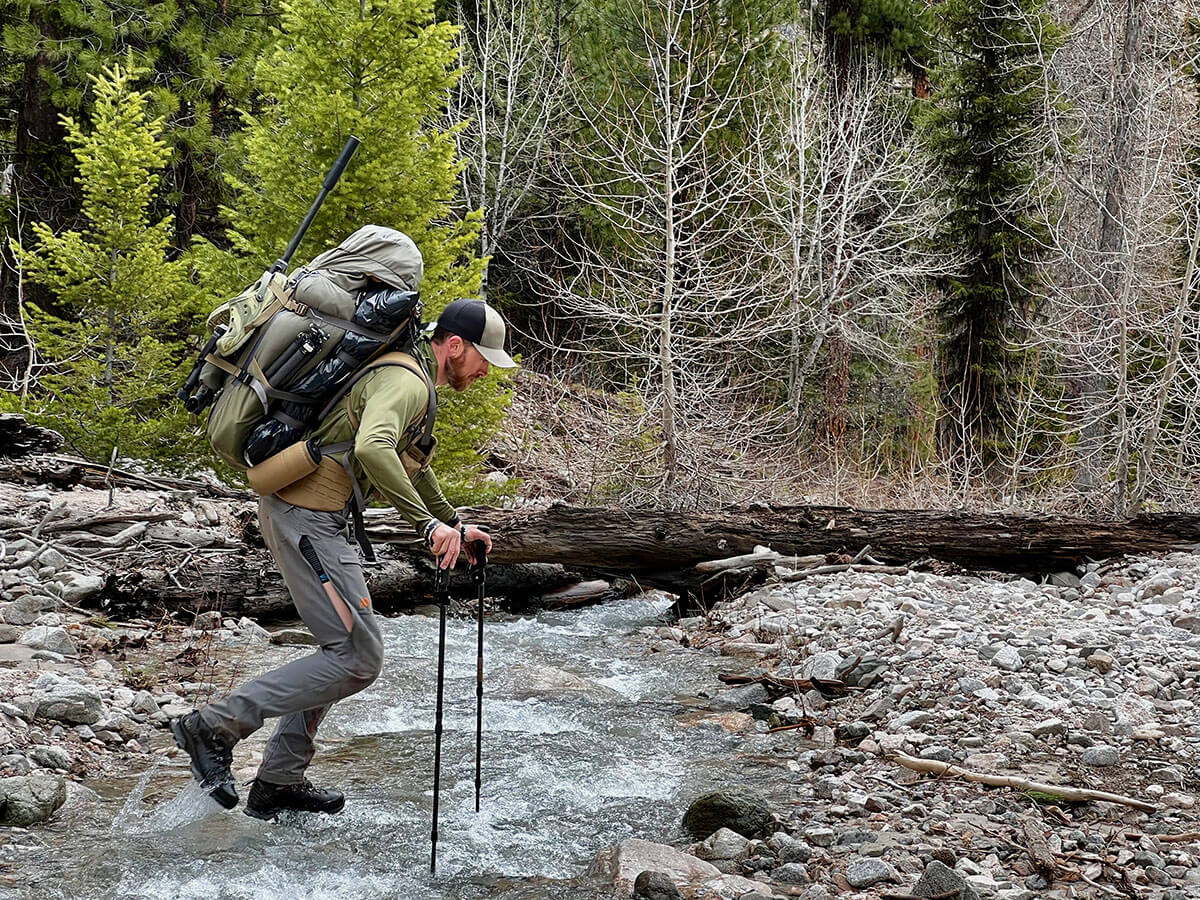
683,790,775,840
30,674,102,725
57,573,105,605
0,775,67,826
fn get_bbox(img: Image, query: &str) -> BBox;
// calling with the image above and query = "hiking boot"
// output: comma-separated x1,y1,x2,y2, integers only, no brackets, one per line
244,778,346,820
169,711,238,809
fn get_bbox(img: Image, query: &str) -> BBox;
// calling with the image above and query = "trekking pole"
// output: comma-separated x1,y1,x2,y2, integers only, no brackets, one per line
430,563,451,875
272,135,361,274
469,533,489,813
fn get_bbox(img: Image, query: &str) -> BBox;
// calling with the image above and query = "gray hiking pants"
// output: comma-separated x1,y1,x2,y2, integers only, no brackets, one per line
199,494,384,784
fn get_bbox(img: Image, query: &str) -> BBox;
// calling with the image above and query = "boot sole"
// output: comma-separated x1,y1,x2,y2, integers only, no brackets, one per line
244,797,346,821
169,717,239,810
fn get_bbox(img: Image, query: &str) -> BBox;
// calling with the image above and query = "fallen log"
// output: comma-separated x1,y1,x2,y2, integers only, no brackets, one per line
0,414,63,457
98,550,595,621
426,502,1200,577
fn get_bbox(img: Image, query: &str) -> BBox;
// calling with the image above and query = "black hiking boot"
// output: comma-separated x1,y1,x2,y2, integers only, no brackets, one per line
169,711,238,809
244,778,346,821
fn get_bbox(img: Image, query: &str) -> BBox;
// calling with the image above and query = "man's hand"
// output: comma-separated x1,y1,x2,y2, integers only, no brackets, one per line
461,524,491,564
428,523,463,570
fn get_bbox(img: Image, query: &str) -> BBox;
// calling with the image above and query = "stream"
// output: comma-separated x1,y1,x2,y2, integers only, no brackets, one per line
12,595,799,899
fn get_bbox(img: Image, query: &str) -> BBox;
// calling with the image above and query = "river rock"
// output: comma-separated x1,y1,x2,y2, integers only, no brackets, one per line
0,623,18,643
3,594,44,625
593,838,762,898
30,675,102,724
57,573,104,605
683,790,774,839
194,610,222,630
0,774,67,826
692,827,752,862
633,870,682,900
18,625,77,656
992,645,1023,671
911,860,980,900
1081,744,1121,767
845,857,897,888
709,683,770,711
29,745,71,771
269,627,320,646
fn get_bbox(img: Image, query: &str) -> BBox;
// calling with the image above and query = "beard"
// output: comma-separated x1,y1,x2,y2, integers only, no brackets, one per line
446,353,473,392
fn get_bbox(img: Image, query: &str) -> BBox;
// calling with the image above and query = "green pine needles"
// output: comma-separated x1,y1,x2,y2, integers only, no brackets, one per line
923,0,1064,463
8,62,203,463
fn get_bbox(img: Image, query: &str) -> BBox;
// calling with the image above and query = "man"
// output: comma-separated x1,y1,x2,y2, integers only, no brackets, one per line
171,288,518,820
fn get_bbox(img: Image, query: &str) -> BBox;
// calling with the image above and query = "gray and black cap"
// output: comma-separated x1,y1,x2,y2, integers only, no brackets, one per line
436,299,518,368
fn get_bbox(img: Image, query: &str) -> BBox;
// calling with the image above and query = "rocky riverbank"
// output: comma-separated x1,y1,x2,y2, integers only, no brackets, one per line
0,570,310,830
4,478,1200,900
627,551,1200,899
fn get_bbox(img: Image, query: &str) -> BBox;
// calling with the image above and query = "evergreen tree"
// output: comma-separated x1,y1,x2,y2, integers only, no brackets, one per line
0,1,273,252
923,0,1063,463
195,0,506,503
6,63,201,462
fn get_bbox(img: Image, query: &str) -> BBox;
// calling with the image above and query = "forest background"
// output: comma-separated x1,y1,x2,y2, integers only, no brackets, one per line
0,0,1196,518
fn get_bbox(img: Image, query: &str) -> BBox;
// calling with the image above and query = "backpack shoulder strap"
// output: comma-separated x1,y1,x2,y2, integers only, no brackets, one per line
323,351,437,448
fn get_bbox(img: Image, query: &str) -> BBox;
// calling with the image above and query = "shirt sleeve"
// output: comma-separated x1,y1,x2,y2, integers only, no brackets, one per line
412,465,458,526
351,367,440,533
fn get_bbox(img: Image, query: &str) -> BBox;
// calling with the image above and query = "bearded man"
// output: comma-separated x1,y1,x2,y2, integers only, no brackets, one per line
171,283,517,820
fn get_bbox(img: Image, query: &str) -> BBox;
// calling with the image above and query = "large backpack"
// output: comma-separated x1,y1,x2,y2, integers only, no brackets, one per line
182,226,433,472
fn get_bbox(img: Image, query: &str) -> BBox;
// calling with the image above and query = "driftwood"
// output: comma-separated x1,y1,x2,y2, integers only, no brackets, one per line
892,752,1158,813
7,437,1200,617
441,503,1200,577
0,414,63,457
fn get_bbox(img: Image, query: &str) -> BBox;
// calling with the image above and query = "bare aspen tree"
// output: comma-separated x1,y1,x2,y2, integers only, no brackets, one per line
535,0,774,498
743,44,958,442
1032,0,1200,512
450,0,566,296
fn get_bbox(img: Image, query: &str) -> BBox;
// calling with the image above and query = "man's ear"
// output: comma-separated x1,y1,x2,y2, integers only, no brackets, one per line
446,334,464,358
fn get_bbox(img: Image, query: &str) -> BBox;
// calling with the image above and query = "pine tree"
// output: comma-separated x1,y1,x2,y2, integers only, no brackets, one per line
7,62,201,462
194,0,507,503
0,0,274,318
923,0,1063,463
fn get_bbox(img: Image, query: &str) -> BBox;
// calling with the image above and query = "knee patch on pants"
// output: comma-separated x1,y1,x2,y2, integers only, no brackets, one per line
346,628,384,684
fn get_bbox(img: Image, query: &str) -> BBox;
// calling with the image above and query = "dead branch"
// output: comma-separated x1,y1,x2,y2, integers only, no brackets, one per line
891,752,1158,813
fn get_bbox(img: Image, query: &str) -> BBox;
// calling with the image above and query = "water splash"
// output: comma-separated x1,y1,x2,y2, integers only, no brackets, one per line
111,763,227,835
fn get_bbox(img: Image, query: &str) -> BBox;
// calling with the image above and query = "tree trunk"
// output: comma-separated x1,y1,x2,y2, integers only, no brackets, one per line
443,502,1200,577
1075,0,1144,492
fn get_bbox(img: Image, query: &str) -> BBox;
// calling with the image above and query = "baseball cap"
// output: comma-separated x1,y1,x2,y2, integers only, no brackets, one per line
436,299,518,368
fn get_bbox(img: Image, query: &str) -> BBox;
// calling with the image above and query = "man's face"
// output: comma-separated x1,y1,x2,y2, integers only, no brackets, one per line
446,338,490,392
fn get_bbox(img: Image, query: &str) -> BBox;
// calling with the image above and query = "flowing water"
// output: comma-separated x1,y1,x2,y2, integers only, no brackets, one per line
11,595,800,899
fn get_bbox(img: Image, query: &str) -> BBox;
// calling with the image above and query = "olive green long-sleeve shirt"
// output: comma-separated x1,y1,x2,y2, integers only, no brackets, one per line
308,339,455,533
